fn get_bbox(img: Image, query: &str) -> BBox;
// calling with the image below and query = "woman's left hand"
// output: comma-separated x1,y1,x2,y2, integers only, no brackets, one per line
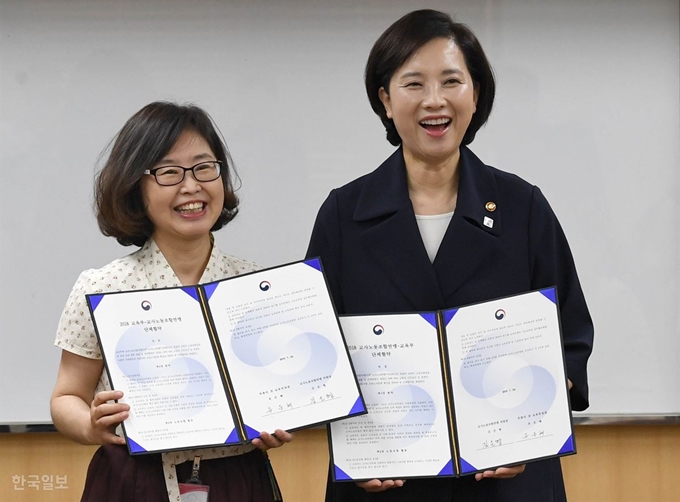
252,429,294,451
474,464,526,481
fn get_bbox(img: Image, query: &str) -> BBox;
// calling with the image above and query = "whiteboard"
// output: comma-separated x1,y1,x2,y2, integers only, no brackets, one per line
1,0,678,424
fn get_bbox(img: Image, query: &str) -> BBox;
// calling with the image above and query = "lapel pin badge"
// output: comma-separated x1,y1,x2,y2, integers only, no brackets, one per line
483,216,494,228
485,201,497,212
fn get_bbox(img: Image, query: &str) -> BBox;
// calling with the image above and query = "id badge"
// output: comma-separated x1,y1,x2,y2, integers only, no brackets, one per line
179,456,209,502
179,483,209,502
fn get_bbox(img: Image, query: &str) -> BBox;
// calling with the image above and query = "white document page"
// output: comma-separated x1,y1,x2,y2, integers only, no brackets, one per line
330,313,453,481
445,289,573,473
207,260,364,437
90,287,237,454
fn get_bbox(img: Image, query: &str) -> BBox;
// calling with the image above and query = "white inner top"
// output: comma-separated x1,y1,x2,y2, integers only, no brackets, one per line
415,211,454,263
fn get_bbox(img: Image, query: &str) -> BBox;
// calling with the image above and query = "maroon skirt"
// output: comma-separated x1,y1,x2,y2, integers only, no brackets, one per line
81,445,278,502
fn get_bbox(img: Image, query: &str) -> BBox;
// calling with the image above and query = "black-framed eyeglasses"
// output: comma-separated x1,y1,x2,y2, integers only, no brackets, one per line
144,160,222,186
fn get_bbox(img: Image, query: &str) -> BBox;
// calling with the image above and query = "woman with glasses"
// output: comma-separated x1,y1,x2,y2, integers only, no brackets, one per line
306,9,593,502
50,101,292,502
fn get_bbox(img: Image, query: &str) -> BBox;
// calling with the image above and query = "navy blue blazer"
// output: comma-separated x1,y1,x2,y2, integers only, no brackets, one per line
306,146,594,502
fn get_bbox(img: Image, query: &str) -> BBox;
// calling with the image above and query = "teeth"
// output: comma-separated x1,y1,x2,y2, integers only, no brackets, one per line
176,202,204,212
420,118,451,126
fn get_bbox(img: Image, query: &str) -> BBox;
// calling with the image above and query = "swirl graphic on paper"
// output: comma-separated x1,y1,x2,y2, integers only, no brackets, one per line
259,281,271,291
494,309,505,320
114,325,214,419
141,300,152,311
230,305,338,395
373,325,384,335
459,334,556,418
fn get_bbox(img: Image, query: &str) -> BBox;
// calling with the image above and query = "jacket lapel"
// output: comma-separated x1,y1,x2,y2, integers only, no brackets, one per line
354,149,445,311
433,147,503,301
353,147,503,310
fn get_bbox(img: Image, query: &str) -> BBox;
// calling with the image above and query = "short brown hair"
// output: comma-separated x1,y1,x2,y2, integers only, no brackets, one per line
365,9,496,146
95,101,239,247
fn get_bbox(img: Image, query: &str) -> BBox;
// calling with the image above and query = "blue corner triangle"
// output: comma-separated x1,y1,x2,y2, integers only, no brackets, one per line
225,428,241,444
87,294,104,312
244,424,261,441
558,434,575,455
182,286,200,302
203,282,219,301
334,465,352,481
459,457,477,474
539,287,557,305
443,308,458,326
127,437,146,454
419,312,438,328
348,396,366,415
304,257,322,272
437,459,454,476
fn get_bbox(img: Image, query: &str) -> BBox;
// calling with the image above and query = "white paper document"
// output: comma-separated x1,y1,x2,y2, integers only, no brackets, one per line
88,258,366,455
329,288,574,481
330,314,453,480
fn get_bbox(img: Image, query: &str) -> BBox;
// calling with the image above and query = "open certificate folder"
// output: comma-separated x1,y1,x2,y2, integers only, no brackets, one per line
330,288,575,481
86,258,366,455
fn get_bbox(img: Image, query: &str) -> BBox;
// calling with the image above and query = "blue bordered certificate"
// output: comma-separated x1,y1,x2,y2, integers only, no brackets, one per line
329,287,574,481
87,258,366,455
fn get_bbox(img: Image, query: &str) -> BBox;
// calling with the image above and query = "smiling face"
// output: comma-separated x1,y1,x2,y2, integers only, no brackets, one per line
140,128,224,246
379,37,478,167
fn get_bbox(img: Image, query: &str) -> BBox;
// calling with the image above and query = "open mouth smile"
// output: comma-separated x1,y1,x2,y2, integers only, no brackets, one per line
419,118,452,132
175,202,205,214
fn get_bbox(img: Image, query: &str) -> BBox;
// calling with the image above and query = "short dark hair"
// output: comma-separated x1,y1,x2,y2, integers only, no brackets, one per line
95,101,239,247
365,9,495,146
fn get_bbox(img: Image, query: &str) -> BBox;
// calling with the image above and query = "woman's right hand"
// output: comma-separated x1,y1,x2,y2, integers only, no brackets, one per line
51,351,128,446
88,390,129,445
356,479,406,492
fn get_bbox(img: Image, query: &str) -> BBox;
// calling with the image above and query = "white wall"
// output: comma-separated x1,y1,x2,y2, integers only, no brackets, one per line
1,0,678,423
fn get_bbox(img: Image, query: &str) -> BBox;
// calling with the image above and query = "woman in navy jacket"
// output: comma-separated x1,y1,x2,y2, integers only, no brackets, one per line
306,9,593,502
